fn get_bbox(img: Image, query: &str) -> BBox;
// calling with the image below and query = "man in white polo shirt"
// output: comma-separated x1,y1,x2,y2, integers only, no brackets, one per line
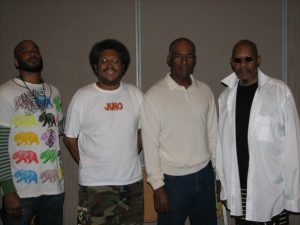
141,37,218,225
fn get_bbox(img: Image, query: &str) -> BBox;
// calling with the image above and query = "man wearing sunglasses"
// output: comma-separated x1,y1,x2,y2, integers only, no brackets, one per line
216,39,300,225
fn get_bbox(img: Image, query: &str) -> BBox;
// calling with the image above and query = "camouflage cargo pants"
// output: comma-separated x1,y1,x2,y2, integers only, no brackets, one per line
77,181,143,225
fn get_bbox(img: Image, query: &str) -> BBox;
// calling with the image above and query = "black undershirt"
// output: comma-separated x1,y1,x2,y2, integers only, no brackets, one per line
235,81,258,189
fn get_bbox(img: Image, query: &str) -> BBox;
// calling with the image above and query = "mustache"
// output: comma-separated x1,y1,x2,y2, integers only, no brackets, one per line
237,68,252,74
29,56,40,61
103,67,118,72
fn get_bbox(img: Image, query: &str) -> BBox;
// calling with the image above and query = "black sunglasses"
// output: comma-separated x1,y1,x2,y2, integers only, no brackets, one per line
232,56,254,64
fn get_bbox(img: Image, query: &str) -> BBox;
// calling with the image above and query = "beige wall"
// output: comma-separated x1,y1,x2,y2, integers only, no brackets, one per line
140,0,282,97
0,0,299,224
288,0,300,111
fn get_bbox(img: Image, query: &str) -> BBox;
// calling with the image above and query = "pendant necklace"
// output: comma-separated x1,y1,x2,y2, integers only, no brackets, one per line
14,77,55,127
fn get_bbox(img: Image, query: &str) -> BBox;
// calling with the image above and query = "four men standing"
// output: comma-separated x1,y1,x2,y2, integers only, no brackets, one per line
0,38,299,225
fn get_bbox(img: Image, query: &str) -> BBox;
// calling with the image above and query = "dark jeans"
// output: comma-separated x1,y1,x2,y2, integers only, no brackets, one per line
2,193,64,225
158,161,217,225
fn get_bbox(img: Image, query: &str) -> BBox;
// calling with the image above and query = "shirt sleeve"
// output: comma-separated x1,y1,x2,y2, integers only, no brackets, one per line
141,96,164,190
53,87,65,136
207,91,218,169
282,93,300,212
52,86,64,125
58,116,65,136
216,94,227,199
0,126,16,194
138,92,143,130
0,90,13,128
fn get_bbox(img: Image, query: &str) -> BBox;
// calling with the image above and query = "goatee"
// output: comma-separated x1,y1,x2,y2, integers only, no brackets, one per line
16,58,43,73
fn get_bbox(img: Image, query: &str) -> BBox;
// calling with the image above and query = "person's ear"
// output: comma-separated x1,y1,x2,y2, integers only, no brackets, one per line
14,58,19,69
94,64,98,73
121,64,126,76
230,58,234,70
167,54,172,67
257,55,261,67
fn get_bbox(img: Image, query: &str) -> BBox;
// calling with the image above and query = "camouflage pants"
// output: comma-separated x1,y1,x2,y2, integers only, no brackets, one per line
77,181,143,225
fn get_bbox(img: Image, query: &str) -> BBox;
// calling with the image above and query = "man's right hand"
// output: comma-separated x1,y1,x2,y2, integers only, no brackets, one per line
153,186,170,214
216,180,228,209
4,192,22,218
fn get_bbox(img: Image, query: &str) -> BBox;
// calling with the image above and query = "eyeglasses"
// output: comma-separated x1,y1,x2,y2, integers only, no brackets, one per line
99,58,122,66
232,56,254,64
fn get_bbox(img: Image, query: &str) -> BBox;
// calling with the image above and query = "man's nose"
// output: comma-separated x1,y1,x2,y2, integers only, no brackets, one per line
181,56,188,64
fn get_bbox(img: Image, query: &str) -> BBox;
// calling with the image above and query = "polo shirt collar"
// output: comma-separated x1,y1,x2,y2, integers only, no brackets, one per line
165,72,197,90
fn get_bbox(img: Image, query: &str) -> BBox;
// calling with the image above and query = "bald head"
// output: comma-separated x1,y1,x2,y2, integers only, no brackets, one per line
232,39,258,59
14,40,39,58
168,37,196,55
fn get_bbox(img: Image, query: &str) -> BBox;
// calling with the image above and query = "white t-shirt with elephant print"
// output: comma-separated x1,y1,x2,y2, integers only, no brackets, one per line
0,78,64,198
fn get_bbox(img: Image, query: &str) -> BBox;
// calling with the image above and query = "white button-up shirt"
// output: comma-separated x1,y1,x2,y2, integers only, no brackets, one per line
216,69,300,222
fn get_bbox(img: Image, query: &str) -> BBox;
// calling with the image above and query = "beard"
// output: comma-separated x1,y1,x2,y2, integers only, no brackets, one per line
100,76,121,86
98,67,122,86
16,57,43,73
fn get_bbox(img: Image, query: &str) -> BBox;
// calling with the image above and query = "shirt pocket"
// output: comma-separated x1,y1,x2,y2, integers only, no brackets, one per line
255,115,274,142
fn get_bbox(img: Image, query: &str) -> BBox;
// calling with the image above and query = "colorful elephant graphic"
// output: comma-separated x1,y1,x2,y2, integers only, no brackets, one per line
14,132,40,146
14,170,38,183
39,112,56,127
14,93,36,114
53,96,62,112
40,169,57,183
11,115,38,127
41,128,56,147
35,95,52,109
40,148,57,163
12,150,38,164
